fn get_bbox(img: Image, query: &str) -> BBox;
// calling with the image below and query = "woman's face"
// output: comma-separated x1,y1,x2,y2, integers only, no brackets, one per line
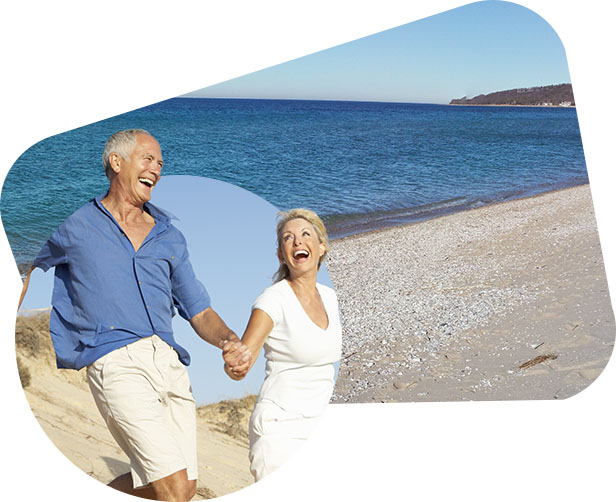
279,218,325,278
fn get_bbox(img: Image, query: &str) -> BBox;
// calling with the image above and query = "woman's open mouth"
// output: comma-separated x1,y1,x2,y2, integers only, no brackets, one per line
293,249,310,262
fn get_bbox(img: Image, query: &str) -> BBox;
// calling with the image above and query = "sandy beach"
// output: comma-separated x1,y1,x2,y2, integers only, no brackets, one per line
13,184,615,497
328,184,615,403
15,314,254,500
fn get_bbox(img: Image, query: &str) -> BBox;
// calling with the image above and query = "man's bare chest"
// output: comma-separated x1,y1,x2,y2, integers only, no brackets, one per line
119,220,155,251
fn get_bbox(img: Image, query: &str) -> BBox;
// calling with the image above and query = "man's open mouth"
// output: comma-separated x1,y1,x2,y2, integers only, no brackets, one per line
138,177,155,188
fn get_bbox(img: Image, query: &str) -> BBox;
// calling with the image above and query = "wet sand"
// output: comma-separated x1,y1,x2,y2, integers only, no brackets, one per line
327,185,615,403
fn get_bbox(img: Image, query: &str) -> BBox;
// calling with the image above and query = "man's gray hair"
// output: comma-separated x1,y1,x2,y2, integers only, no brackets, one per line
102,129,151,179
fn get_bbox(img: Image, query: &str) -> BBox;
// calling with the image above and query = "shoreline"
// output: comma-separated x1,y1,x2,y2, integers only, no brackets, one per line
12,181,589,278
328,182,589,243
327,184,615,403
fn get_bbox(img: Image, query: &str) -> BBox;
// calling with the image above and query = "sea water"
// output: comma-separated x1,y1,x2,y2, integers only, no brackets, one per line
1,98,587,270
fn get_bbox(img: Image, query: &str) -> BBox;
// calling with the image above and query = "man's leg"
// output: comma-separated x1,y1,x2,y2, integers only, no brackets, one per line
149,469,194,501
108,472,157,499
86,339,198,499
108,471,196,501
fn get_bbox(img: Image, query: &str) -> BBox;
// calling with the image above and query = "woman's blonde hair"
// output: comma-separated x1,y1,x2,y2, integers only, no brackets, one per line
273,208,329,283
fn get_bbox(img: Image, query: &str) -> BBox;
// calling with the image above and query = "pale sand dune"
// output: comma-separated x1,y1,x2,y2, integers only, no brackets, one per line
328,185,616,402
15,316,254,500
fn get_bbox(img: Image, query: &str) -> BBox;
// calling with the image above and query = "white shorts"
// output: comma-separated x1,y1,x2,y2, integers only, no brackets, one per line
86,335,197,489
248,400,321,481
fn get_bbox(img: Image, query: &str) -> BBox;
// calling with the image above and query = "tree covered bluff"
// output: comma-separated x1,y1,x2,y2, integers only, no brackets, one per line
450,83,574,106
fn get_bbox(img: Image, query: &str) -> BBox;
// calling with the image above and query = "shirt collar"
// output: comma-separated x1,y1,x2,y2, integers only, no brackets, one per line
93,193,178,228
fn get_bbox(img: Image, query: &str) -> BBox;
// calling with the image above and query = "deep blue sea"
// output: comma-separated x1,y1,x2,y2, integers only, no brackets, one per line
1,98,587,271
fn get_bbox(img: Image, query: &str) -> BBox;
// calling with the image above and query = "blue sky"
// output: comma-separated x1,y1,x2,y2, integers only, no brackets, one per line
184,1,570,104
19,176,335,405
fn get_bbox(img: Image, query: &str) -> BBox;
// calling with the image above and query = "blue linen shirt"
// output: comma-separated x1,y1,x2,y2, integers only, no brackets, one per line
33,194,211,370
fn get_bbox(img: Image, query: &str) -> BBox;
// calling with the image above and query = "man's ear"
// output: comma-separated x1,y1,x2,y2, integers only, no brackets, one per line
109,152,122,174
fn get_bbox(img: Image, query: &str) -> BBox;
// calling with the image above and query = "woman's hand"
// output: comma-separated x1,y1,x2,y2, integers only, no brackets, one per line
222,308,274,380
222,340,251,379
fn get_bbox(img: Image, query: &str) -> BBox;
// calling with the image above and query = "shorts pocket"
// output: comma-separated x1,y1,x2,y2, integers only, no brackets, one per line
251,401,299,436
98,345,133,390
87,349,112,383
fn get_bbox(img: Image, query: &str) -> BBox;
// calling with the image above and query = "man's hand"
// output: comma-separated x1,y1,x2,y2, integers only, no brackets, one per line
222,340,251,380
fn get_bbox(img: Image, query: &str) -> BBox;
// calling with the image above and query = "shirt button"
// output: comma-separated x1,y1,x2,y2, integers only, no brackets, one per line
110,325,114,330
171,256,175,260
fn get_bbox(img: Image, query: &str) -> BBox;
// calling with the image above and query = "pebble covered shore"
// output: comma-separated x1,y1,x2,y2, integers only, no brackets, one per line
327,185,615,403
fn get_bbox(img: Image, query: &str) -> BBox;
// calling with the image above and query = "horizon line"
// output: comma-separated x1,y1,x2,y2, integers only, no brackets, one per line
178,81,573,107
177,96,445,106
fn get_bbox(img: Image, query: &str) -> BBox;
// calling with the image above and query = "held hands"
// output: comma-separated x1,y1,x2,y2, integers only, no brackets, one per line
222,340,251,380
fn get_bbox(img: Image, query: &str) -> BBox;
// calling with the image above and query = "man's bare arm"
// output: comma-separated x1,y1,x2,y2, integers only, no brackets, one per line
190,307,238,347
18,267,34,311
189,307,251,375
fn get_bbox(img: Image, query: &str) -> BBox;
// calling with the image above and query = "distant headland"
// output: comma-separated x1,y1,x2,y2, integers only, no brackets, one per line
449,83,574,107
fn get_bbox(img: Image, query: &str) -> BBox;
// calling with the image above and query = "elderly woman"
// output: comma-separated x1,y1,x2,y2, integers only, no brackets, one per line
225,208,342,481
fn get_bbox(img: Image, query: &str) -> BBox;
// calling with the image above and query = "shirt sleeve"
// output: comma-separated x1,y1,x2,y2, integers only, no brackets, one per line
170,233,211,321
253,285,284,325
32,227,67,271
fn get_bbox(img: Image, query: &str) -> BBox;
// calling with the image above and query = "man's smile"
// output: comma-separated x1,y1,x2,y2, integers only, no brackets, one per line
138,177,155,188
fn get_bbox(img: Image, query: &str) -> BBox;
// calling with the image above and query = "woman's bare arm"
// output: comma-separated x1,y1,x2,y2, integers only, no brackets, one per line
224,308,273,380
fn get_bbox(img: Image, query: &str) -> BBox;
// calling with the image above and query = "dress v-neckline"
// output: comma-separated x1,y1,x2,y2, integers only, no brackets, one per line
284,280,330,331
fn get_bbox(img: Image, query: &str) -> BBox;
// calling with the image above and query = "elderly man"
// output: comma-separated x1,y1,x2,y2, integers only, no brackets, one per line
20,129,250,501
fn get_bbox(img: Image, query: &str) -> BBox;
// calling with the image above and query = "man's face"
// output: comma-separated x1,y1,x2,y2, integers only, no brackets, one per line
114,134,163,204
